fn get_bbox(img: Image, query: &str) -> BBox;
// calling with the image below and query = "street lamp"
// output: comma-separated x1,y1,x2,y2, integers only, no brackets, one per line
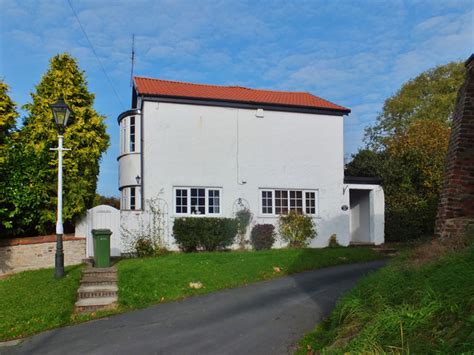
50,96,71,278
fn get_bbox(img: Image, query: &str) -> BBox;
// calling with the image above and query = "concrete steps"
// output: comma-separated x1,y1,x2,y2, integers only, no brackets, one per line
75,266,118,313
77,285,118,299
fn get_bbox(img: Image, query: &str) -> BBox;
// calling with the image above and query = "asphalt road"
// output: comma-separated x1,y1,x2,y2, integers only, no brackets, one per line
3,260,385,355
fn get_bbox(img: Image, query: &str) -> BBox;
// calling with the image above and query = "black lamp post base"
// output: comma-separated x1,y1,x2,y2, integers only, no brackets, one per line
55,233,65,278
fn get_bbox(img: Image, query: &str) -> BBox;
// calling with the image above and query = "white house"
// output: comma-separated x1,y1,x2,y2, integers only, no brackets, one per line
117,76,384,250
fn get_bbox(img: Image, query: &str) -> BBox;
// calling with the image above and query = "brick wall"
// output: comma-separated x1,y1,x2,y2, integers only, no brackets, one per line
435,54,474,238
0,235,86,276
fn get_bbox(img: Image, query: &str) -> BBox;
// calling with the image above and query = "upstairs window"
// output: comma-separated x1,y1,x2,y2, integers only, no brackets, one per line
260,189,318,216
129,116,136,152
120,115,139,155
175,187,222,215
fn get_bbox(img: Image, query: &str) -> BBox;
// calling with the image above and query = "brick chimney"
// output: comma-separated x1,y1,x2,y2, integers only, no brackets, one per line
435,54,474,238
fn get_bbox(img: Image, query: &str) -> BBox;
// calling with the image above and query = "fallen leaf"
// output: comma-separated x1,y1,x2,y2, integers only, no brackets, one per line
189,281,203,289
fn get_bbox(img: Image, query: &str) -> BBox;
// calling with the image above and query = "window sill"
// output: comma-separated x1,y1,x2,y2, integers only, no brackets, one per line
173,214,222,218
257,214,321,219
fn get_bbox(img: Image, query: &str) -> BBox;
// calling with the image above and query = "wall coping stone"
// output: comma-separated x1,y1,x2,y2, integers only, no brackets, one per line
0,234,86,247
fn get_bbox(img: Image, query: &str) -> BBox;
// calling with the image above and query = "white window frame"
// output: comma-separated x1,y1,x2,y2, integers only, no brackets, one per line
259,188,319,216
174,187,222,216
129,116,136,152
121,186,141,211
120,116,140,155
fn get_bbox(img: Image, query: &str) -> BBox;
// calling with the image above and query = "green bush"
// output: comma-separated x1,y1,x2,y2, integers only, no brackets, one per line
250,224,276,250
385,196,438,242
134,238,155,257
279,211,317,248
328,234,340,248
173,217,238,252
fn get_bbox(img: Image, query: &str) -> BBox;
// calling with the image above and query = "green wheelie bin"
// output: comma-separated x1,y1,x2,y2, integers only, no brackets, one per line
92,229,112,268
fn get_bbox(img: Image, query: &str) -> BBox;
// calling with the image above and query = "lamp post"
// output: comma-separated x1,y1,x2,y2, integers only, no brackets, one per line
50,96,71,278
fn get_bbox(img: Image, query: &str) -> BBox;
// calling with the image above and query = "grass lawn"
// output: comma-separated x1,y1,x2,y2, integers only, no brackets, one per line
0,265,83,342
297,246,474,353
117,247,383,309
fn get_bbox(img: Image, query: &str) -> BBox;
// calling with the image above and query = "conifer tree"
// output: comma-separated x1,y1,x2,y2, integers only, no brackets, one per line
0,80,19,234
2,53,109,236
0,80,18,162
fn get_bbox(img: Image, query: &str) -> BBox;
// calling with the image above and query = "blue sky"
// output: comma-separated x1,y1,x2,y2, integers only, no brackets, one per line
1,0,472,197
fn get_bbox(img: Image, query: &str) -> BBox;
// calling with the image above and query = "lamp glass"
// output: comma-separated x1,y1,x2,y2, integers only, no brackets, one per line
50,97,71,129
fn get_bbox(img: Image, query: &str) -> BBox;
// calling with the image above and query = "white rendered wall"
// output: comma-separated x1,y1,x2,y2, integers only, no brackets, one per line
137,100,352,249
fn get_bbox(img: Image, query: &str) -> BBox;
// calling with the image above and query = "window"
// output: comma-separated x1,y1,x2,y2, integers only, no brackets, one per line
130,187,136,210
176,189,188,214
208,189,220,213
262,191,273,214
275,190,288,215
121,120,126,154
120,115,140,155
121,188,128,210
191,188,205,214
174,187,222,215
129,116,135,152
305,191,316,214
261,189,318,215
290,190,303,214
121,187,141,210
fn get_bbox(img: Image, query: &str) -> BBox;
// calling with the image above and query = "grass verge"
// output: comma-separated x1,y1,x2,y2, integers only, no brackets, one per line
297,246,474,353
0,265,83,341
117,247,383,309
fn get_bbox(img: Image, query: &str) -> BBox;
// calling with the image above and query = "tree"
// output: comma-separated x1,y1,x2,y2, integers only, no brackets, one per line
93,194,120,209
0,80,19,233
1,54,109,237
365,62,465,149
348,61,464,241
0,80,18,162
345,149,384,178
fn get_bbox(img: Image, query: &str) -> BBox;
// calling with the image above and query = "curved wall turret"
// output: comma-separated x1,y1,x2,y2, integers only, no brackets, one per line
117,109,142,210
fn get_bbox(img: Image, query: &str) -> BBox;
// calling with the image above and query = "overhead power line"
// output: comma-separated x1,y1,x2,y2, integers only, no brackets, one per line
67,0,125,110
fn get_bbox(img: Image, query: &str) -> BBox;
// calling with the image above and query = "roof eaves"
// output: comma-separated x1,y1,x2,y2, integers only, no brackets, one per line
140,93,351,116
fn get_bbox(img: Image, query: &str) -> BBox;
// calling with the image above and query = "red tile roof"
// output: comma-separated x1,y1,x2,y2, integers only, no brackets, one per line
134,76,350,113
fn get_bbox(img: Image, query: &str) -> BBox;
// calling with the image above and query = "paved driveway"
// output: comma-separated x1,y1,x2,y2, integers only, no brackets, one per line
3,260,385,355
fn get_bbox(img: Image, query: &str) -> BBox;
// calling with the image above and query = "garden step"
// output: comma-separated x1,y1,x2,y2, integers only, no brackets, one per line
82,271,117,278
80,279,117,287
82,266,117,274
75,297,118,313
77,285,118,298
80,274,118,283
82,266,117,278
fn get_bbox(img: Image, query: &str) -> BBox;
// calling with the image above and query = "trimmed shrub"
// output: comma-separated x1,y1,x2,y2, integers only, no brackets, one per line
173,217,238,252
279,211,317,248
328,234,340,248
135,238,155,257
250,224,275,250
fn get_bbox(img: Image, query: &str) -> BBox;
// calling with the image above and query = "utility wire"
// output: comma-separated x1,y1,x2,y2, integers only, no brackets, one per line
67,0,125,110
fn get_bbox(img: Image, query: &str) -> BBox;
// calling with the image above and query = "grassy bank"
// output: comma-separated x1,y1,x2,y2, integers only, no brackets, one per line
118,247,383,309
298,246,474,353
0,265,83,341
